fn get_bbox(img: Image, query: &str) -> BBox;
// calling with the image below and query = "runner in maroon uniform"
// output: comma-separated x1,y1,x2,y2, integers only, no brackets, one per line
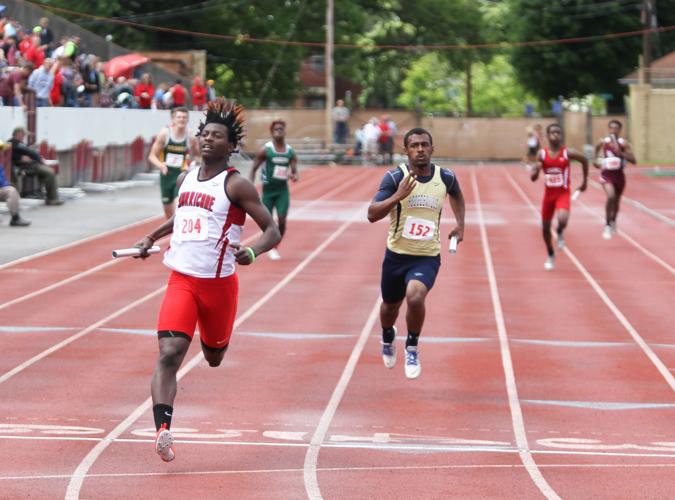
593,120,636,239
530,123,588,270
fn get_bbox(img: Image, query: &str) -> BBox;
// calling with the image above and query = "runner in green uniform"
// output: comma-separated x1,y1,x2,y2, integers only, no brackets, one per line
148,107,201,218
249,120,298,260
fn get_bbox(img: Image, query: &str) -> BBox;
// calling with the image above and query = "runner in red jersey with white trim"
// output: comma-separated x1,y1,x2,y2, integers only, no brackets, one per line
593,119,636,239
530,123,588,270
133,99,280,462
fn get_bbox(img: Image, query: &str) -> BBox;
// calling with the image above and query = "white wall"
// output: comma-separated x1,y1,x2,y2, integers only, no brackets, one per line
1,106,205,149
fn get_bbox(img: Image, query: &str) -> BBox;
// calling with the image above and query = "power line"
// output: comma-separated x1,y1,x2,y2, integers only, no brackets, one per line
30,0,675,52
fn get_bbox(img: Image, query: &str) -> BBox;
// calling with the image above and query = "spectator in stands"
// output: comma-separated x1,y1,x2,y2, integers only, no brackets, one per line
2,18,17,40
0,47,7,70
332,99,350,144
112,76,134,104
28,57,55,107
170,79,186,108
81,55,100,107
362,117,381,164
63,36,79,62
36,17,54,53
51,36,68,60
0,160,30,226
49,58,64,106
59,58,79,107
378,114,395,165
10,127,63,205
1,35,18,66
152,82,168,109
0,62,33,107
134,72,154,109
206,79,216,103
191,76,207,111
24,32,46,72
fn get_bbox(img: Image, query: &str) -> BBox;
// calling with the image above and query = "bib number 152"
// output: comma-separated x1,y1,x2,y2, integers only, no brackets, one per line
403,217,435,241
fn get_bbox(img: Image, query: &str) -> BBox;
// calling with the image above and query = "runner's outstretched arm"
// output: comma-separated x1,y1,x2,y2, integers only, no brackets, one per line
448,188,465,242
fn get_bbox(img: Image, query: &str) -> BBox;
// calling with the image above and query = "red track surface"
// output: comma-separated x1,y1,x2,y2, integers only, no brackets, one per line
1,165,673,499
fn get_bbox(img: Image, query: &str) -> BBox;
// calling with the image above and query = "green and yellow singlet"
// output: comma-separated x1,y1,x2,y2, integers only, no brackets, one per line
261,141,295,188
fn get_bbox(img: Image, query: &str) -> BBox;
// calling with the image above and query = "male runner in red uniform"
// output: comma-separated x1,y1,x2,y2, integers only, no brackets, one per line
593,120,636,239
530,123,588,270
134,99,280,462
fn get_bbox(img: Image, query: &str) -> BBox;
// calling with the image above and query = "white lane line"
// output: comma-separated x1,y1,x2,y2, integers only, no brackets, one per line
303,296,381,500
0,259,123,312
0,287,166,385
65,209,368,500
504,169,675,393
575,199,674,275
0,215,162,271
472,170,561,500
8,461,675,482
589,179,675,227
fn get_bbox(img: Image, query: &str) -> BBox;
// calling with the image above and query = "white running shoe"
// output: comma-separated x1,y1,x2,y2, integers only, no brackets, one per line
268,248,281,260
404,346,421,379
602,225,612,240
544,256,555,271
155,424,175,462
556,233,565,250
381,326,397,368
610,221,617,235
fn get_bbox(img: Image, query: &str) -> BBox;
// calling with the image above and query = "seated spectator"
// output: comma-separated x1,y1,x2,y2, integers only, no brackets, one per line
28,57,55,107
10,127,63,205
24,32,45,68
0,158,30,226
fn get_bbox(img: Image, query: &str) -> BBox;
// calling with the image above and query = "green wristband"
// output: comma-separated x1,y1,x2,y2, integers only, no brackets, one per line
245,247,256,263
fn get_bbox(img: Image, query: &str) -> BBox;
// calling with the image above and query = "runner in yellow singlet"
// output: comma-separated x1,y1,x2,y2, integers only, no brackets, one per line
368,127,465,379
149,106,201,218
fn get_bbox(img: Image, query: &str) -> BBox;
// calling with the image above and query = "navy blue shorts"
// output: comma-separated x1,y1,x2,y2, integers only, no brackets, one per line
380,249,441,304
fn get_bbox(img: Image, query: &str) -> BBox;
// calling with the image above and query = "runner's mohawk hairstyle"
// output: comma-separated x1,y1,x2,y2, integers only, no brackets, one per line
197,98,245,146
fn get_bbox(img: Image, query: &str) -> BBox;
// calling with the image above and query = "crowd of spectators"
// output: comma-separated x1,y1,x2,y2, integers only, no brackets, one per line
0,13,217,110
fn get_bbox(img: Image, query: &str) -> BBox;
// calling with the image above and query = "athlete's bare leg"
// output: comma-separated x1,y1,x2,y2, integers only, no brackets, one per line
151,336,191,406
380,299,403,329
602,183,618,226
542,219,554,256
277,215,287,239
202,343,229,367
556,209,569,236
405,280,429,333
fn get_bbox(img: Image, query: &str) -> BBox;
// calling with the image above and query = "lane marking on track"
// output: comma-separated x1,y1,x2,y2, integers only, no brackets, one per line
575,199,675,275
0,215,162,271
0,260,121,312
7,460,675,482
65,205,370,500
504,168,675,394
303,296,381,500
472,170,561,500
589,179,675,227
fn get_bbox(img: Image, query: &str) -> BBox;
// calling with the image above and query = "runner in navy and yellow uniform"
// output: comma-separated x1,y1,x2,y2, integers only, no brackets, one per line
249,120,298,260
149,106,201,218
530,123,588,270
593,119,636,239
368,127,465,379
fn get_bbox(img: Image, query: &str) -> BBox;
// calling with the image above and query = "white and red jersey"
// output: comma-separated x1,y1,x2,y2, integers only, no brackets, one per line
539,147,571,191
600,136,626,171
164,167,246,278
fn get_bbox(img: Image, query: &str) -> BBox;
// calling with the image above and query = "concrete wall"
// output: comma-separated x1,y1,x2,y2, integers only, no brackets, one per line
629,85,675,163
0,106,626,160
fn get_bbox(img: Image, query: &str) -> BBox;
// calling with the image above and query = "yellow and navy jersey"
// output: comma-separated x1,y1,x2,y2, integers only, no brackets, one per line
373,163,459,256
160,127,190,171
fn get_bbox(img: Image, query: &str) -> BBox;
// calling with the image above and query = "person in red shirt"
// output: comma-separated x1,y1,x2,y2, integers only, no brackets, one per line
170,79,186,108
24,33,45,69
191,76,207,111
50,59,64,106
530,123,588,270
377,115,392,165
134,72,154,109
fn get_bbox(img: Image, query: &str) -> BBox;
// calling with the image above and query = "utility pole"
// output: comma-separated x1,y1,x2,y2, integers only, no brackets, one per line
324,0,334,148
642,0,655,84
